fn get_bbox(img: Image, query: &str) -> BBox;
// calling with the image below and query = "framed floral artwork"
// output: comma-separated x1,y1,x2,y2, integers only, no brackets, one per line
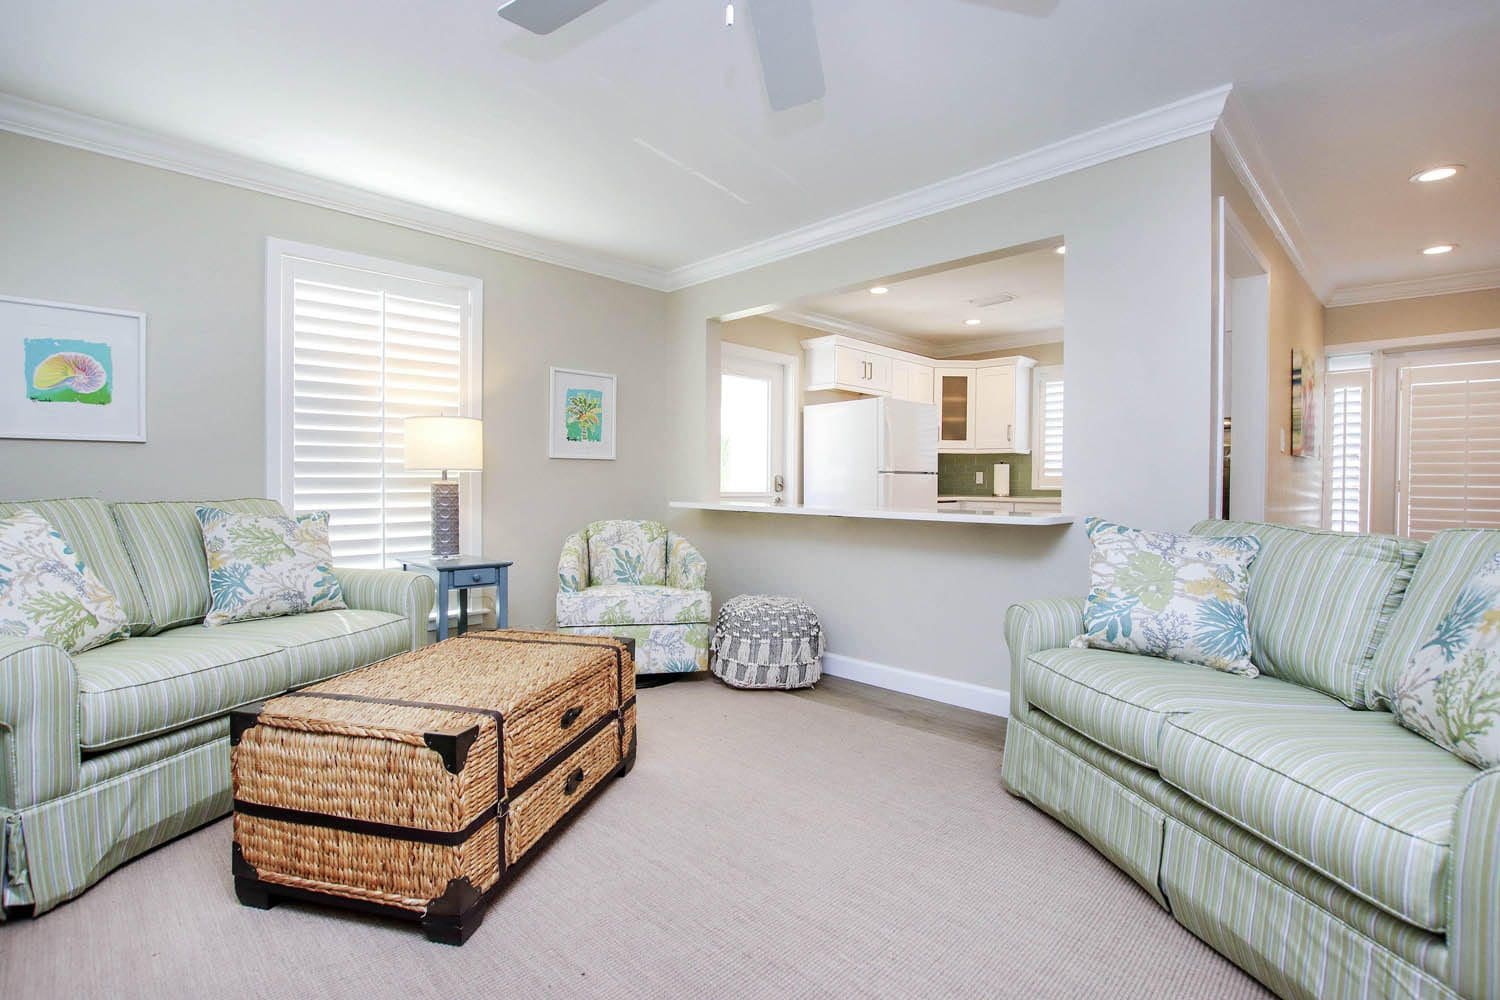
548,366,616,460
0,295,147,442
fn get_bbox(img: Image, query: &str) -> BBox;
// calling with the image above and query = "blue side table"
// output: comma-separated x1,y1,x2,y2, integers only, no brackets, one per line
400,554,513,642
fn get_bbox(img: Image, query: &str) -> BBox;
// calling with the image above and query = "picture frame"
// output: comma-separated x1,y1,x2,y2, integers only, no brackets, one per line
548,366,617,460
0,294,147,442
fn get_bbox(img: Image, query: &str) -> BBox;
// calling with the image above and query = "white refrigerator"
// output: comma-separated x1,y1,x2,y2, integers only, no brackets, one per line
803,397,939,509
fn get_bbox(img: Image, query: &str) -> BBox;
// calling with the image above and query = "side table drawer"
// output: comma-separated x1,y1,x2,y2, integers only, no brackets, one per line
455,568,499,587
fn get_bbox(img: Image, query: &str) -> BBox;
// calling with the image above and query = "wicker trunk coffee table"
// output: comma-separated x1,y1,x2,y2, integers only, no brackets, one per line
230,629,637,944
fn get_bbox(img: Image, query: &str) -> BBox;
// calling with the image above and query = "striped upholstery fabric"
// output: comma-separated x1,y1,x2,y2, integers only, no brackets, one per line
0,638,79,809
334,567,437,652
1003,597,1085,723
1013,712,1451,978
184,609,409,687
1451,769,1500,998
1161,822,1457,1000
0,498,152,636
1366,528,1500,710
73,633,288,751
79,717,227,788
110,498,286,633
1026,646,1346,768
1191,520,1423,707
1159,708,1476,932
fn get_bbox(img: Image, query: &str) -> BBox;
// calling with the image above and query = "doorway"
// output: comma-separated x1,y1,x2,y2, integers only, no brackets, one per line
1214,197,1271,521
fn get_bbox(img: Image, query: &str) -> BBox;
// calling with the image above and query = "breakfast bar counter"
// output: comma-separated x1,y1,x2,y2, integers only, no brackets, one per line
668,500,1075,527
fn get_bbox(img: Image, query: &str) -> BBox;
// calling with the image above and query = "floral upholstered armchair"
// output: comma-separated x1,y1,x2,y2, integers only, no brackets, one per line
556,520,710,674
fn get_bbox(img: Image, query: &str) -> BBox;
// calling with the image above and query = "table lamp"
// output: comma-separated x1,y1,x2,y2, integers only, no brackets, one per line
403,416,482,557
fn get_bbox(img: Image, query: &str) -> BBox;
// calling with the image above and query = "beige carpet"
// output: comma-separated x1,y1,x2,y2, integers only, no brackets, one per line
0,679,1265,999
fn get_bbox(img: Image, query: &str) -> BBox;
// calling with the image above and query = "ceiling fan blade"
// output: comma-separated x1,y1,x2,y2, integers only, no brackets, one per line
495,0,611,34
747,0,826,112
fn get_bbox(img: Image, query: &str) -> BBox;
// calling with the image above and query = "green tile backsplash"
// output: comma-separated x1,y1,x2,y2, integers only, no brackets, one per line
937,453,1062,498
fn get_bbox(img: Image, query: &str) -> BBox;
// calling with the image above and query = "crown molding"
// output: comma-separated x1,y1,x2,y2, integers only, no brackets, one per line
923,328,1064,359
0,91,674,291
664,84,1232,290
1326,268,1500,308
1212,92,1329,302
767,309,934,355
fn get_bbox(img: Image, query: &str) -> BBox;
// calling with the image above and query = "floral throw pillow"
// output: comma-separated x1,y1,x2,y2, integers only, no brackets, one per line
0,509,130,654
1078,516,1261,676
585,520,668,587
1393,550,1500,769
196,507,345,626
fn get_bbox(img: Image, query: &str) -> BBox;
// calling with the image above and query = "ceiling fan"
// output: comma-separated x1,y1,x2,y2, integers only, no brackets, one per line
496,0,827,112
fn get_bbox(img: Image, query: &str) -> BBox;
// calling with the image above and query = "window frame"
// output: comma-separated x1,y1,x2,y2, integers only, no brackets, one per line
264,238,484,565
718,341,799,505
1031,364,1064,491
1321,364,1371,533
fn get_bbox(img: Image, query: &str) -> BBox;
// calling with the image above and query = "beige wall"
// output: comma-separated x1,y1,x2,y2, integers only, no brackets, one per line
0,131,672,631
1211,142,1325,527
1326,288,1500,346
667,136,1215,693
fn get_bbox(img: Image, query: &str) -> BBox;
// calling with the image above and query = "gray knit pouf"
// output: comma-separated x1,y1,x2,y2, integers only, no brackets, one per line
711,594,825,690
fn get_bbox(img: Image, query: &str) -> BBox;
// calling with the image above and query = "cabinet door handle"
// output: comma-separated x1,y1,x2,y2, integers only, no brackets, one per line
1007,424,1013,443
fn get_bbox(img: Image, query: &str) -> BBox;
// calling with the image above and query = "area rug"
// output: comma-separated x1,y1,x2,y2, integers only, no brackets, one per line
0,679,1264,999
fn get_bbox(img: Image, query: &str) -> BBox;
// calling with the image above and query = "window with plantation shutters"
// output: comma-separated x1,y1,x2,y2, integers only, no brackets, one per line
266,241,481,568
1397,358,1500,540
1031,365,1063,490
1323,366,1370,533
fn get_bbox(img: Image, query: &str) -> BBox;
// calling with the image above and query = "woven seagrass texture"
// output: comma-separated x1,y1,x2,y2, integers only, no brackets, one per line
507,725,620,862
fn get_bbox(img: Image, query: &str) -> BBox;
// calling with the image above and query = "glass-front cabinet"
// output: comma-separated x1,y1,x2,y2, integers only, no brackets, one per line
937,368,975,448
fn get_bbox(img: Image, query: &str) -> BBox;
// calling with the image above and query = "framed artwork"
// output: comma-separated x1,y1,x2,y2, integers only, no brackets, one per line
1290,347,1318,459
548,366,616,460
0,295,147,442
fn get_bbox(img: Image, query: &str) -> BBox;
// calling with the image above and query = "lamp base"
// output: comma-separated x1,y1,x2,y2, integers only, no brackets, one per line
430,480,460,557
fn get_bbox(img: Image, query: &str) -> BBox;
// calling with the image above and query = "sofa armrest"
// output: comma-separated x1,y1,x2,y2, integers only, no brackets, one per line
667,533,707,592
1004,598,1085,724
334,568,437,651
558,532,588,594
1450,766,1500,998
0,638,81,809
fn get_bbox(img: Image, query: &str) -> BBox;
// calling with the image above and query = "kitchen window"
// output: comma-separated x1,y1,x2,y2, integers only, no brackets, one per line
719,342,797,504
1031,365,1064,490
265,239,482,567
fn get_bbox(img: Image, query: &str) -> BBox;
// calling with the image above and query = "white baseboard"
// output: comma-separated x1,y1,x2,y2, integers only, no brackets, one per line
820,652,1010,718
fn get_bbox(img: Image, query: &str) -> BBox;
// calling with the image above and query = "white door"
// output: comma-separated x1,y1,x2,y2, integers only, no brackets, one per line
834,346,868,388
974,363,1016,450
720,349,788,504
865,353,893,393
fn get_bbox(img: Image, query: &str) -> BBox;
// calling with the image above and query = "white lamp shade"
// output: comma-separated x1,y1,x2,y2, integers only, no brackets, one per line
404,416,483,472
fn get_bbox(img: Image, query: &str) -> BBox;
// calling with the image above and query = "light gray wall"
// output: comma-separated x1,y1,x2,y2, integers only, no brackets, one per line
666,136,1215,692
0,131,672,630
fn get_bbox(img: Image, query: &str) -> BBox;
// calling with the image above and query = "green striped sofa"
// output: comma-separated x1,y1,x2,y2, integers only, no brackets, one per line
0,497,435,918
1003,520,1500,1000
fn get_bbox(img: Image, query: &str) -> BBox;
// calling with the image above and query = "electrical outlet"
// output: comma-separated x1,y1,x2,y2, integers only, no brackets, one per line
975,471,984,485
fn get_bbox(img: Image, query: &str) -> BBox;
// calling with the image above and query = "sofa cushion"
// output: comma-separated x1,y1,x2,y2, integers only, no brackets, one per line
1025,647,1345,768
0,498,152,635
585,520,668,587
110,498,286,633
557,585,710,628
1158,707,1477,933
1368,528,1500,710
74,632,288,751
1191,519,1424,707
182,609,408,687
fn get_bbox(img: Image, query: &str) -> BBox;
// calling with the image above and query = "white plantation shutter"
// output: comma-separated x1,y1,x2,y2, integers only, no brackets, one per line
268,243,480,568
1032,366,1064,490
1398,359,1500,540
1323,368,1370,532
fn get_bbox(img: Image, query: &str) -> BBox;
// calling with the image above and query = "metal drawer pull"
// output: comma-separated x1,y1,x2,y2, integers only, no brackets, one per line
559,705,584,729
564,767,586,796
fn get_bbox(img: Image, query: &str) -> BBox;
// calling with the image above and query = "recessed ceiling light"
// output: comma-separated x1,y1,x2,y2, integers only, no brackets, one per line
1055,245,1067,255
869,286,889,295
1422,244,1457,255
1410,165,1462,183
965,318,982,326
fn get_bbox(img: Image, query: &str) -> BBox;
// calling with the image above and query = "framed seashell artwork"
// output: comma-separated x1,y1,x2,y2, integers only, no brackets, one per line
0,294,146,442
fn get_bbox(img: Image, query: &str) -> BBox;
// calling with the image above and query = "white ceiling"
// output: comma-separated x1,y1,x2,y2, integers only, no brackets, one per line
1,1,1496,298
793,245,1065,351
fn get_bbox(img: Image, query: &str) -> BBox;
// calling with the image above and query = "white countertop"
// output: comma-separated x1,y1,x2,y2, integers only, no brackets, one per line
669,500,1075,526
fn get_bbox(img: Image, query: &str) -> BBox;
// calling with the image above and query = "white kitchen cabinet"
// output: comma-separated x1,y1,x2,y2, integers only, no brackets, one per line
806,338,892,395
935,368,975,449
974,359,1034,452
892,360,934,403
